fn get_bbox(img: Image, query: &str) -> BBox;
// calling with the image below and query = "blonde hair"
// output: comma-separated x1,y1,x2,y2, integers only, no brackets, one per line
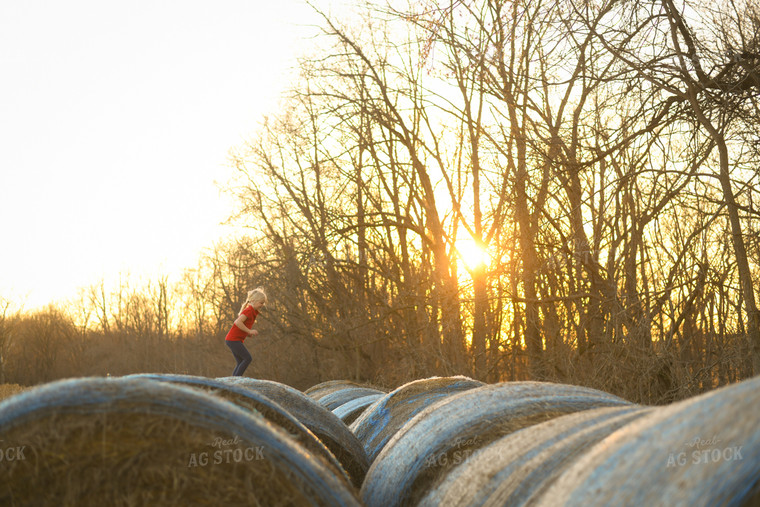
240,287,267,314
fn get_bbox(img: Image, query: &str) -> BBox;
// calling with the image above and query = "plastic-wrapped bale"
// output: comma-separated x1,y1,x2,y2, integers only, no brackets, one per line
333,394,384,425
534,375,760,507
0,377,361,506
419,404,653,506
127,373,348,483
317,387,386,411
216,376,369,488
361,381,633,507
305,380,364,402
350,376,485,463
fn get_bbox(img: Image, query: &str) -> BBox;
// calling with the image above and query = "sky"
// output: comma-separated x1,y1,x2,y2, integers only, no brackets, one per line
0,1,348,309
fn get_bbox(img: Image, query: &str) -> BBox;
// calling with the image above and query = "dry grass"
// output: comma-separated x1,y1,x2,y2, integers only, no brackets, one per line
2,411,310,506
0,384,26,401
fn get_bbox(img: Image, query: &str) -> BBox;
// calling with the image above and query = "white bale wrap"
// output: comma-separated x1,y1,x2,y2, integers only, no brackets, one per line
361,381,632,507
332,394,384,425
318,387,386,411
128,373,348,481
534,375,760,507
350,376,485,463
305,380,364,401
216,376,370,488
420,405,653,506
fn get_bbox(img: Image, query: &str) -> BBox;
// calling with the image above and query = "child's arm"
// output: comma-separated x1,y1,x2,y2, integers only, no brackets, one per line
233,314,257,335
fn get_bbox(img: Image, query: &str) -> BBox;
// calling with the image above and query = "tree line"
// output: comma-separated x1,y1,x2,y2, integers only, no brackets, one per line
3,0,760,402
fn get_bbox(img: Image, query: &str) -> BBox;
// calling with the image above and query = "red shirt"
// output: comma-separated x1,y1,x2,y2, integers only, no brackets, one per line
225,305,259,342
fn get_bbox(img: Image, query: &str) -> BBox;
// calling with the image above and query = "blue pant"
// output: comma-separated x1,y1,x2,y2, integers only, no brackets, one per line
226,340,252,376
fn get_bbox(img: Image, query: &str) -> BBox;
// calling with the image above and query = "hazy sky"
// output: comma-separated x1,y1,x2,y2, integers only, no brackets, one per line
1,1,345,308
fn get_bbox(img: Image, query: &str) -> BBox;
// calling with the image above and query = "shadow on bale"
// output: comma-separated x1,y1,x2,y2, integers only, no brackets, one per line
350,376,485,463
0,377,361,506
420,405,653,506
216,376,370,489
534,375,760,507
126,373,349,484
361,381,633,507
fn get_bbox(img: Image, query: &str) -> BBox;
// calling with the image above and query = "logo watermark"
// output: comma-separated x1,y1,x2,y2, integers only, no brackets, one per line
424,436,480,469
666,435,743,468
0,440,26,463
187,434,265,468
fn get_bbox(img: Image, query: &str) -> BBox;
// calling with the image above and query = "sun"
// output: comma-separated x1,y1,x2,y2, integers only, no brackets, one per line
455,237,490,272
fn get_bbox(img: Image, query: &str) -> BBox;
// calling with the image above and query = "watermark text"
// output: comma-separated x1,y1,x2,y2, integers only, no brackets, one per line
187,435,265,468
666,435,743,468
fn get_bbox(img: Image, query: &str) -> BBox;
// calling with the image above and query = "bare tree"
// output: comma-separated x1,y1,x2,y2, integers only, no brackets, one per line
584,0,760,373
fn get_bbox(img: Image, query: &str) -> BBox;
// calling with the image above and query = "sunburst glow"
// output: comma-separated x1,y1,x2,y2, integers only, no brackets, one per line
456,237,490,272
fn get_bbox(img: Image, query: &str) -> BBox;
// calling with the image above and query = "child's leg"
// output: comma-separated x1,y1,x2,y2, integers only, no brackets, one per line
233,342,252,376
226,340,252,376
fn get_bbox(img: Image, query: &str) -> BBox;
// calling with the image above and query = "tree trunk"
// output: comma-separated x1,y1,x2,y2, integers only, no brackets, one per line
471,264,488,379
515,168,544,379
715,138,760,374
685,83,760,375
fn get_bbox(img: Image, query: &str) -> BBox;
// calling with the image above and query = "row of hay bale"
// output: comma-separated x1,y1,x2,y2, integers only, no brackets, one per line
0,374,375,506
314,375,759,507
0,372,757,505
305,380,386,426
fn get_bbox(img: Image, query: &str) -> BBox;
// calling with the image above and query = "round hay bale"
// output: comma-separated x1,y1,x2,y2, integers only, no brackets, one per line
350,376,485,463
333,394,384,426
305,380,364,401
534,375,760,507
318,387,386,411
216,376,369,488
126,373,348,483
0,377,361,506
360,381,632,507
420,405,653,506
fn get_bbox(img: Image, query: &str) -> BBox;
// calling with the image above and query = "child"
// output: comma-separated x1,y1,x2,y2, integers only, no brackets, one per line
225,287,267,376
